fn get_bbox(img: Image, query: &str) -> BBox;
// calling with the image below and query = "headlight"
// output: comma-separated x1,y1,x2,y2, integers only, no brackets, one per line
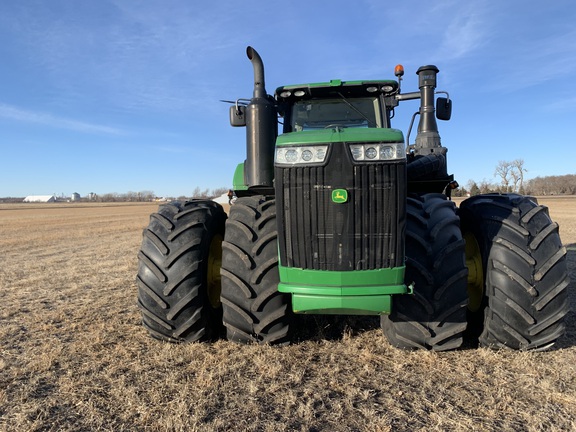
349,143,405,161
275,145,329,165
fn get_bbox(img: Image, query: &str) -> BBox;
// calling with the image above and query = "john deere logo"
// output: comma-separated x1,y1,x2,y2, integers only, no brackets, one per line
332,189,348,203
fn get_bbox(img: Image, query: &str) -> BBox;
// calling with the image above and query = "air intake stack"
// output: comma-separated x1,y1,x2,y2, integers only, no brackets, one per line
412,65,448,176
414,66,441,152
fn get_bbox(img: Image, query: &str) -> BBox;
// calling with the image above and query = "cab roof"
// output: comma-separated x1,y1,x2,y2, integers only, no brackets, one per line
275,80,399,102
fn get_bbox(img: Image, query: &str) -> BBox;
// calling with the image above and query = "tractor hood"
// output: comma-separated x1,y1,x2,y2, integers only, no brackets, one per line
276,127,405,147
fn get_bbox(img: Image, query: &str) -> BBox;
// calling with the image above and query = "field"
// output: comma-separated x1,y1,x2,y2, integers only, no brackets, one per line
1,197,575,431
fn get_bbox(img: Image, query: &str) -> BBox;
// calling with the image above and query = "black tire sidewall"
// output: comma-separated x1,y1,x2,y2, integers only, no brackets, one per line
137,200,226,342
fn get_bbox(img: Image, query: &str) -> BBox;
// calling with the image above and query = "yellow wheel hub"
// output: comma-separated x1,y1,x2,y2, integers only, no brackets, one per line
207,234,223,308
464,231,484,312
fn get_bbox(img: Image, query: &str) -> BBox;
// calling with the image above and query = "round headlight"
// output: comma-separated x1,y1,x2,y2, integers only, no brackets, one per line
301,149,313,161
285,149,298,163
380,145,394,159
365,147,377,159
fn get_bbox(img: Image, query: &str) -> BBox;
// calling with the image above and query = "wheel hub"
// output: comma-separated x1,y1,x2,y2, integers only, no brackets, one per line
207,234,223,308
464,231,484,312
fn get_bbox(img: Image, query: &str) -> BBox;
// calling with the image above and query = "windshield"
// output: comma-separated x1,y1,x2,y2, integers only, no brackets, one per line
290,96,381,131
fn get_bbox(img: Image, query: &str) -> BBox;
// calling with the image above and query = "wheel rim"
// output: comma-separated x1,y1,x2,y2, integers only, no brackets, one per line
464,231,484,312
207,233,223,308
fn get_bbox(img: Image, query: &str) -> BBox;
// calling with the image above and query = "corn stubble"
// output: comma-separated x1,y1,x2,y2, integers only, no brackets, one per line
1,200,575,431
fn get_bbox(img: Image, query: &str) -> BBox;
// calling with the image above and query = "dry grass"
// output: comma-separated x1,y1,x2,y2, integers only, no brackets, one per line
1,199,575,431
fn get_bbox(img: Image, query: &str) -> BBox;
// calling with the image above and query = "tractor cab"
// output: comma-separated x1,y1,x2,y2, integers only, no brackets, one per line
275,80,399,133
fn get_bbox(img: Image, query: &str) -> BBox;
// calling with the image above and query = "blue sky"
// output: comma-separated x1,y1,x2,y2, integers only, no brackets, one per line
1,0,575,198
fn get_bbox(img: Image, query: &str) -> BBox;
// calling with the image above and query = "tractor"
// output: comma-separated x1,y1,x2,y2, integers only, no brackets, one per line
136,46,569,351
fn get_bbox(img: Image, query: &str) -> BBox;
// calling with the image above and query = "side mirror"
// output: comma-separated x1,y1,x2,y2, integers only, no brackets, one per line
230,105,246,127
436,97,452,121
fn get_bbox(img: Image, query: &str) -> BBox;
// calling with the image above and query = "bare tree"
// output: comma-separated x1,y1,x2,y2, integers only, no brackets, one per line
139,190,155,201
210,187,229,198
494,160,512,192
478,179,496,194
190,187,228,199
523,174,576,195
509,159,527,193
494,159,528,193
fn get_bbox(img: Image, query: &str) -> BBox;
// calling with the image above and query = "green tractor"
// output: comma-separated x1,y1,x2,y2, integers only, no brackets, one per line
137,46,569,351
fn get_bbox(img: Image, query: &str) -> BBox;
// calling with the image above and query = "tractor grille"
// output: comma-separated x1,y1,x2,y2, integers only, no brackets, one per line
275,143,406,271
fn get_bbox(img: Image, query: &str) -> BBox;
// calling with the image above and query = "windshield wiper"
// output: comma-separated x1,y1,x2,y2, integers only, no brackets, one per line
337,92,377,127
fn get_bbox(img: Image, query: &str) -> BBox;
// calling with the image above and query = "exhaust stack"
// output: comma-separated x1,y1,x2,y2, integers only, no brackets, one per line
247,47,267,99
244,46,277,189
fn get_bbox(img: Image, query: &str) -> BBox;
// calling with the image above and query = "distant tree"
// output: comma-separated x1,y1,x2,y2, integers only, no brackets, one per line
493,159,528,193
467,180,481,196
100,193,119,202
478,179,496,194
190,187,229,199
516,174,576,195
210,187,229,198
452,185,468,197
125,191,137,201
566,175,576,194
526,176,550,195
191,187,210,198
509,159,527,193
494,160,512,192
139,190,155,201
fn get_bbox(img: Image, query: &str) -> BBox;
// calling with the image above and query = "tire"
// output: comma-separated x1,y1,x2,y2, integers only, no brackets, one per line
136,200,226,342
407,153,447,180
459,194,569,351
221,196,292,344
381,193,468,351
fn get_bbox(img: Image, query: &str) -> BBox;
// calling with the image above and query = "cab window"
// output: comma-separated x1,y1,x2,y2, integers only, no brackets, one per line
290,97,381,131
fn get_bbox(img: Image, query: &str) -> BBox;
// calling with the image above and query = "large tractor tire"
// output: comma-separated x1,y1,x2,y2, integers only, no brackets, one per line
459,194,569,351
382,193,468,351
221,196,292,345
137,200,226,342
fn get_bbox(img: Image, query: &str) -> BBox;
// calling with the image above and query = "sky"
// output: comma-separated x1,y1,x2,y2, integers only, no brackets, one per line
1,0,575,198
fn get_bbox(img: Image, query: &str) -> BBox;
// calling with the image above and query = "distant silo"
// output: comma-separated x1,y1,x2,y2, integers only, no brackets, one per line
71,192,81,201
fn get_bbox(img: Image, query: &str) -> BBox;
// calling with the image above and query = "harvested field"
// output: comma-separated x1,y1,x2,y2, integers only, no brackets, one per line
1,197,575,431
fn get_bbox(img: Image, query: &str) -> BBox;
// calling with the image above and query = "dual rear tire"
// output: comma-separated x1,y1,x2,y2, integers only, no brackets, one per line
459,194,569,351
380,192,569,351
137,200,226,342
136,196,292,345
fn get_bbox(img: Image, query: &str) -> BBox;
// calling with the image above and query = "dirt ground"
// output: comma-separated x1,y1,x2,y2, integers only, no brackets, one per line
0,197,575,431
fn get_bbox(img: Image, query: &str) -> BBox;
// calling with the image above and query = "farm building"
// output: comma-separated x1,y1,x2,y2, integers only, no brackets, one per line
23,195,56,203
